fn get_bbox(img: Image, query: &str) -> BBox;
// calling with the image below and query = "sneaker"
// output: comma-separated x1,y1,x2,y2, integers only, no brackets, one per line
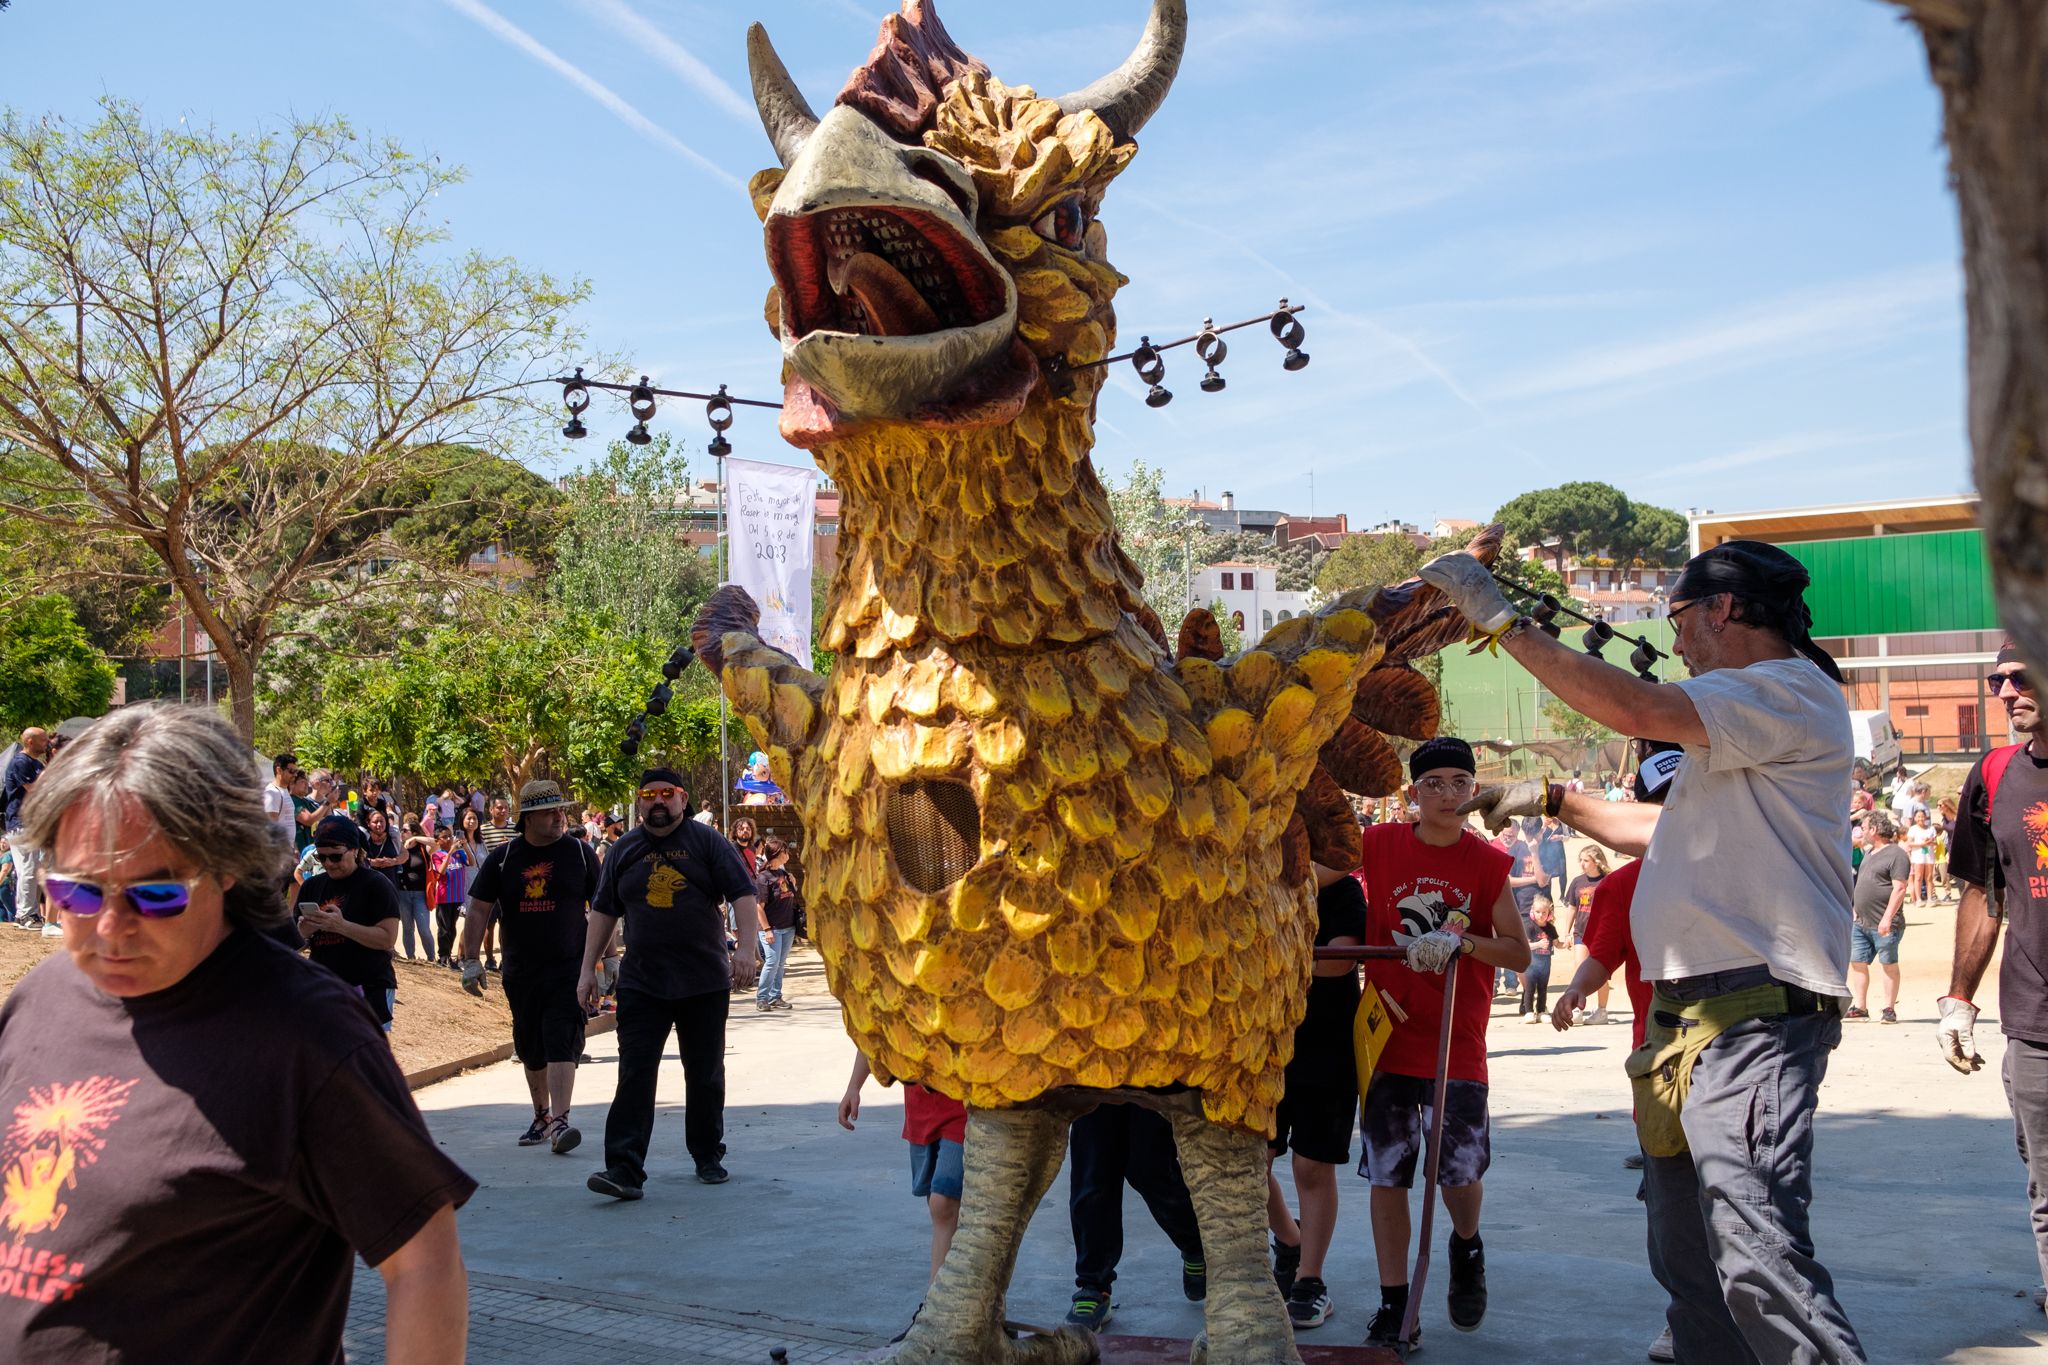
1365,1303,1409,1349
1845,1005,1869,1021
484,957,500,973
1272,1235,1301,1298
1063,1294,1112,1332
1623,1151,1646,1170
770,998,794,1011
1181,1257,1206,1302
1522,1011,1541,1024
695,1158,730,1184
1648,1324,1676,1362
1880,1008,1898,1025
586,1167,644,1201
517,1113,549,1146
1447,1238,1487,1331
1586,1007,1610,1026
1570,1008,1587,1025
755,1000,776,1012
1287,1275,1331,1329
547,1117,581,1155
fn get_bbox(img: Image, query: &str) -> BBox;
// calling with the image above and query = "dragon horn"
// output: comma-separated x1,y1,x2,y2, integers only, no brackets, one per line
1053,0,1187,142
748,22,819,167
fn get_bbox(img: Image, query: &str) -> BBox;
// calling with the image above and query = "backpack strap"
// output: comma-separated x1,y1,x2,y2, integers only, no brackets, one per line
1983,742,2024,820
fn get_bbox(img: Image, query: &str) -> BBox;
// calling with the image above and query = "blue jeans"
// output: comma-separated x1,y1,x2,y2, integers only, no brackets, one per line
398,890,434,959
756,927,794,1005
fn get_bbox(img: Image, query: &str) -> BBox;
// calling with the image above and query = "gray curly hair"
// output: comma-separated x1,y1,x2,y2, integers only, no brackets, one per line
16,702,290,932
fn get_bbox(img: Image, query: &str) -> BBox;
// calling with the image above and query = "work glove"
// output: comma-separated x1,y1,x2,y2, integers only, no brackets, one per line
1937,996,1983,1074
1418,552,1518,635
460,957,487,998
1459,781,1548,833
1396,927,1463,975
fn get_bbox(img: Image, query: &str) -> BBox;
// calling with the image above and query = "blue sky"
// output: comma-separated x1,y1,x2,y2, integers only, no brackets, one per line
3,0,1967,527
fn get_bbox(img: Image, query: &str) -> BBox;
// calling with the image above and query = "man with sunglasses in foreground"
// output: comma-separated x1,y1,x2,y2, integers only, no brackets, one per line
1421,539,1868,1364
0,702,472,1363
579,769,761,1201
1938,640,2048,1319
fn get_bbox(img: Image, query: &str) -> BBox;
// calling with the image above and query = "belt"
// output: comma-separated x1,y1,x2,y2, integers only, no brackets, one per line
1658,966,1842,1018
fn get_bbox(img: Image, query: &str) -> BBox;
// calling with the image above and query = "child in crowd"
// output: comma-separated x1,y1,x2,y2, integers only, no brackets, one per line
839,1054,964,1285
1520,896,1558,1022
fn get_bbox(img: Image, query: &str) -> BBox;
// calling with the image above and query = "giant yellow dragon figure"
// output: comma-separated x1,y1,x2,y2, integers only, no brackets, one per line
695,4,1496,1359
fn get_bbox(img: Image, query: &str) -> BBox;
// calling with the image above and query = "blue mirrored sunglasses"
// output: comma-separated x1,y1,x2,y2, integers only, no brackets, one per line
37,872,204,918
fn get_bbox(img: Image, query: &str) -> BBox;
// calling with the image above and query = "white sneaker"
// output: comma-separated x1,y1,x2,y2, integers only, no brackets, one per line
1571,1009,1587,1025
1587,1007,1610,1026
1522,1011,1541,1024
1647,1325,1675,1362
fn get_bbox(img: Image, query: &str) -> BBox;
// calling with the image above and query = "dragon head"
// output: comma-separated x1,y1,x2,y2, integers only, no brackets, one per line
748,0,1185,448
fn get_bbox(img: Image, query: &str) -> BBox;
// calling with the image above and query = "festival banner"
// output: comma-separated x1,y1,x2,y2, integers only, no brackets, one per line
725,456,817,663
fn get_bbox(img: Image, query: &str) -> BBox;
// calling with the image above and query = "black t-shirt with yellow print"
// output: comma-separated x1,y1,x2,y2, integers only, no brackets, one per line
592,820,755,999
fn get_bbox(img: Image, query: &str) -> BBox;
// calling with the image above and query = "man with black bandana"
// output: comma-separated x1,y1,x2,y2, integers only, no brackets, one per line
1420,539,1867,1364
579,769,761,1201
1938,638,2048,1321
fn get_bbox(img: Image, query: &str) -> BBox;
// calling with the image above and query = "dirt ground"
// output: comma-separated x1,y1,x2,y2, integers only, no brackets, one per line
0,928,513,1080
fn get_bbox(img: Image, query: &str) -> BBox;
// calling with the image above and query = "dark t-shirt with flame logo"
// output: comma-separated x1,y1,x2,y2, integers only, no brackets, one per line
470,836,598,984
0,930,473,1361
1951,744,2048,1044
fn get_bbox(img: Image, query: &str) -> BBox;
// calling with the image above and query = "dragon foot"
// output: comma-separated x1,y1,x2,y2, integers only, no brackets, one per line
1170,1111,1304,1365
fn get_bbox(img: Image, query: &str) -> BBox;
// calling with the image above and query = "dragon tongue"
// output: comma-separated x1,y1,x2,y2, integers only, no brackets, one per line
828,250,940,337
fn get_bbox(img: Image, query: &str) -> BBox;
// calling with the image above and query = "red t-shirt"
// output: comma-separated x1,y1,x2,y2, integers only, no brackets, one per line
1580,858,1652,1048
902,1083,967,1145
1359,823,1512,1084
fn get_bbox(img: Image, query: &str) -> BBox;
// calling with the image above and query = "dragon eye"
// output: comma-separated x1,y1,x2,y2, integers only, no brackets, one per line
1031,198,1088,252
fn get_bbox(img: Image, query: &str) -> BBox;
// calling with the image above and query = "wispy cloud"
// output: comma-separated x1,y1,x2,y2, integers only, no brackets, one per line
438,0,741,189
572,0,756,125
1489,265,1959,403
1632,424,1959,489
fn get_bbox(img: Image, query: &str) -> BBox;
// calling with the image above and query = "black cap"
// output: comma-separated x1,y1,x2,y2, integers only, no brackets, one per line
313,813,365,849
639,766,687,789
1408,736,1476,781
1996,636,2024,666
1671,540,1843,682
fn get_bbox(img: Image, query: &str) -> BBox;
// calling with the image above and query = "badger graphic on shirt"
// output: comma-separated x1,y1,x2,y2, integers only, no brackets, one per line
1392,877,1475,949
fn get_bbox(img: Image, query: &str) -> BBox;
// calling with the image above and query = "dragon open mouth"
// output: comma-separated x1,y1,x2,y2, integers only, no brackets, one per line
770,205,1008,340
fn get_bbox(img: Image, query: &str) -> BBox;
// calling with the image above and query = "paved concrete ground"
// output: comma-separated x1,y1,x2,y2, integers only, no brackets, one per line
347,900,2048,1363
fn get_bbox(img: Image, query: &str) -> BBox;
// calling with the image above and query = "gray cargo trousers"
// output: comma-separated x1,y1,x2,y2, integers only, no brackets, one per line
2005,1037,2048,1304
1642,970,1868,1364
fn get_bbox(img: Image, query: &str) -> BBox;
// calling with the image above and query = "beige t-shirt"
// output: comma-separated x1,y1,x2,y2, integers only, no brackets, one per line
1632,655,1854,996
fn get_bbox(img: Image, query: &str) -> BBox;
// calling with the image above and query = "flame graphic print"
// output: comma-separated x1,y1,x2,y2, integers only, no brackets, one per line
2025,800,2048,871
0,1077,138,1237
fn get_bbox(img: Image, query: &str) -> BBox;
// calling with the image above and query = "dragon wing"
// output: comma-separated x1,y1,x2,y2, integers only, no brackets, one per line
1174,523,1505,878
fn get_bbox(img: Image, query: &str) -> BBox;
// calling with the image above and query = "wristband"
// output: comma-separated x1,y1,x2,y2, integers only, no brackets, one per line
1545,783,1565,817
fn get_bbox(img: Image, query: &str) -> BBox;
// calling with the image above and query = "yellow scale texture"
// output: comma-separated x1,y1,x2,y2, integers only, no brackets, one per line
718,74,1386,1134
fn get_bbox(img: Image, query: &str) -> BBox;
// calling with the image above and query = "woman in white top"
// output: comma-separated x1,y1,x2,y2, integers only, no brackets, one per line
1903,808,1938,905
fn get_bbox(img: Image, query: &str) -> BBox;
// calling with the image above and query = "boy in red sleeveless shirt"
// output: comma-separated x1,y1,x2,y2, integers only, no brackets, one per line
1358,736,1532,1348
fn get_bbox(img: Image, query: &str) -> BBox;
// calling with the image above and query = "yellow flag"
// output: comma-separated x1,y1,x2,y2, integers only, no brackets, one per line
1353,981,1395,1100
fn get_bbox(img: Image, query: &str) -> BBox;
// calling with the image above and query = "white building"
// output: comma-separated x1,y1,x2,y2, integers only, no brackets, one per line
1189,562,1313,637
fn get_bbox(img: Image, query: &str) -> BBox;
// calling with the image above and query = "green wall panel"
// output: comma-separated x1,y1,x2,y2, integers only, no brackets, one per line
1783,530,1996,637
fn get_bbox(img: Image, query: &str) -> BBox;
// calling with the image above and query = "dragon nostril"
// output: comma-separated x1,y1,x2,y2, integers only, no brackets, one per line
908,158,978,222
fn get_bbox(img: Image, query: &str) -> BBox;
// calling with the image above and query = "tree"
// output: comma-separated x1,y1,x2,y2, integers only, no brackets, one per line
1610,502,1687,569
1198,529,1327,592
1104,459,1203,635
1315,531,1429,596
0,594,115,731
0,101,584,740
1542,695,1616,745
549,433,713,643
1896,2,2048,669
386,447,564,572
1494,482,1632,576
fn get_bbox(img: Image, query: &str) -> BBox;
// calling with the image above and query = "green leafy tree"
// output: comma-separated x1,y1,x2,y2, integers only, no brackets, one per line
386,447,565,572
1316,531,1429,596
0,100,584,740
1494,482,1632,575
1610,503,1688,568
1104,459,1203,635
1542,695,1617,744
550,433,713,643
1207,597,1244,655
0,594,116,730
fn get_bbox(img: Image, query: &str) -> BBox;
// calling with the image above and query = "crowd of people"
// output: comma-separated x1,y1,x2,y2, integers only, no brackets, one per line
0,533,2042,1365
